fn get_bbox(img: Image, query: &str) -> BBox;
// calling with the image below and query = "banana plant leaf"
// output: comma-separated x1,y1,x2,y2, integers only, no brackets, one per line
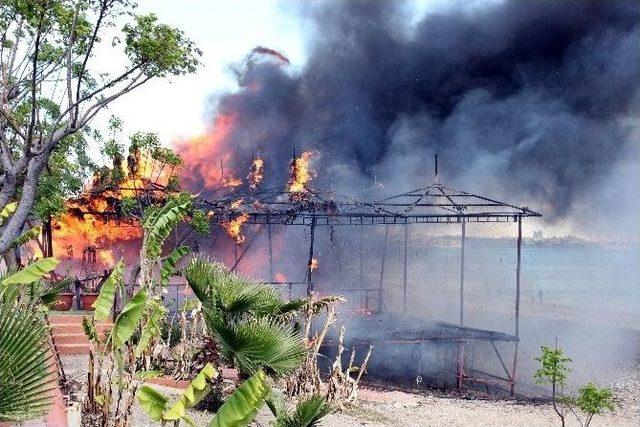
164,363,218,422
1,258,59,286
0,202,17,225
138,386,169,422
208,370,270,427
134,300,166,357
109,289,148,349
92,259,124,321
161,245,190,286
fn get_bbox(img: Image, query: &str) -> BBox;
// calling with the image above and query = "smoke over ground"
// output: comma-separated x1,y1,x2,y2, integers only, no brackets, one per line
177,0,640,237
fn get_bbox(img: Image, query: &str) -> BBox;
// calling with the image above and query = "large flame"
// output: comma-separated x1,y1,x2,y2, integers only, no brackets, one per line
288,150,315,196
248,157,264,189
222,213,250,245
50,147,172,269
176,114,237,190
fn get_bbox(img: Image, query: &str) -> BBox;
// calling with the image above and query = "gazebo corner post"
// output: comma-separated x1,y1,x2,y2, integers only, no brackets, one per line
402,225,409,315
511,214,523,396
378,225,390,313
457,217,466,389
306,216,317,296
267,222,274,282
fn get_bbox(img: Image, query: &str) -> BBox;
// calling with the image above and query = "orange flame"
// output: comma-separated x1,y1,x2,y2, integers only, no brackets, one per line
248,157,264,189
176,113,237,190
222,213,250,245
223,175,243,188
230,198,244,209
288,150,315,195
50,143,175,268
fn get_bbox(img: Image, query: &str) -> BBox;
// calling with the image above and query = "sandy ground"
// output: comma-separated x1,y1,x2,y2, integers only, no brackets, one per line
60,356,639,427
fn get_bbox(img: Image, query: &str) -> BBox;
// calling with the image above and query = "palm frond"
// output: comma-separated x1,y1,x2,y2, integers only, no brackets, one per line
207,315,305,378
0,295,55,422
275,395,332,427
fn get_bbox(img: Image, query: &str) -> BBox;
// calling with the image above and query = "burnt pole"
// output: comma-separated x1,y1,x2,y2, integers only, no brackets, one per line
306,217,317,296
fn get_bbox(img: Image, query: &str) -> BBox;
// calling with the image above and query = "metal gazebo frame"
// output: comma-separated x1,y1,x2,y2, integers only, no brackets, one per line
200,180,541,394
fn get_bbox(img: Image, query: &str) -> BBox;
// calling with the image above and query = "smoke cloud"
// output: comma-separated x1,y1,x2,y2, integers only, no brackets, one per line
178,0,640,227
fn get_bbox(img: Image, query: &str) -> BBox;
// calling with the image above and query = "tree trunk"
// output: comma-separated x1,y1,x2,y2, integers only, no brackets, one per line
0,155,48,254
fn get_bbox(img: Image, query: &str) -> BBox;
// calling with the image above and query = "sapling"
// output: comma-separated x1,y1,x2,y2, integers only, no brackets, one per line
534,345,615,427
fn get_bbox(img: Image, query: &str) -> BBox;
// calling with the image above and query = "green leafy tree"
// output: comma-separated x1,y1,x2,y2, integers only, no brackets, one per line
0,0,201,254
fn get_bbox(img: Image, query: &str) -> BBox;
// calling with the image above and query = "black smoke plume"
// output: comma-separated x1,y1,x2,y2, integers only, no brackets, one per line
188,0,640,221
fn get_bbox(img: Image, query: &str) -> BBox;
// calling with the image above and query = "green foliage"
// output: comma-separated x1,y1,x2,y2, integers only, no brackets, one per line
138,386,170,422
533,345,616,427
161,246,190,287
123,13,201,77
138,363,218,426
142,196,192,259
1,258,59,287
576,383,614,417
208,370,270,427
0,202,17,225
135,300,167,357
0,284,55,422
210,317,305,378
109,289,149,349
184,258,306,378
273,395,332,427
533,345,571,387
164,363,218,424
92,260,124,321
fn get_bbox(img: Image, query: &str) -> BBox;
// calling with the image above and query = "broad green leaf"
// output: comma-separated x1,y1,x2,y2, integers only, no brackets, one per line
0,289,55,421
109,289,148,349
0,202,17,225
208,370,269,427
164,363,218,422
82,316,99,342
10,226,41,249
92,260,124,321
144,198,191,259
161,245,190,286
138,385,169,422
1,258,59,286
134,301,166,357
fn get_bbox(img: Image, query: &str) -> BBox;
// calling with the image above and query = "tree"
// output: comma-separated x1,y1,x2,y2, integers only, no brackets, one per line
0,0,201,254
534,345,615,427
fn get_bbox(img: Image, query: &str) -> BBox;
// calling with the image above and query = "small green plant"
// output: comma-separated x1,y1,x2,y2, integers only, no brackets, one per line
534,345,615,427
575,383,615,426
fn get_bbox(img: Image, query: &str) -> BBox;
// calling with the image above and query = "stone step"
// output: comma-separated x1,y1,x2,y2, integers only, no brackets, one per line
50,323,112,335
55,343,91,355
48,313,101,324
53,333,90,345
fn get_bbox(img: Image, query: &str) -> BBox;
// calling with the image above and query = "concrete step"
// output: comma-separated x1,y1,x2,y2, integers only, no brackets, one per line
55,343,91,355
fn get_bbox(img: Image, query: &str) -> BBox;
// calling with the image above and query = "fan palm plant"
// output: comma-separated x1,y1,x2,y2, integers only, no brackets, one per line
0,258,59,422
184,258,307,378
